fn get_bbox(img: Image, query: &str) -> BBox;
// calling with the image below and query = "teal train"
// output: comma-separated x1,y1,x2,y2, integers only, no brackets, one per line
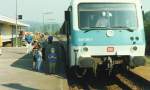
62,0,146,77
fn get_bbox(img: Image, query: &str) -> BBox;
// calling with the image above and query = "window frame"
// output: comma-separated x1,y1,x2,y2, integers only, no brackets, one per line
78,3,139,31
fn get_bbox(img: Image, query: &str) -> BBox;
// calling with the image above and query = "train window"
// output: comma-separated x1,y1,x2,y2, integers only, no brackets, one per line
78,3,138,30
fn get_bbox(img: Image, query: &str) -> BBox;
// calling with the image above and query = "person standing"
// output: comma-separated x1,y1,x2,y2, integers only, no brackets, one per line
32,41,38,70
39,34,47,72
45,36,57,74
0,33,3,55
48,47,57,74
40,34,46,61
34,42,43,71
25,33,33,54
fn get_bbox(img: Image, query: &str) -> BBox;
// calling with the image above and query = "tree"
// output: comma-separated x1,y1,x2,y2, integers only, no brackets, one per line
144,11,150,54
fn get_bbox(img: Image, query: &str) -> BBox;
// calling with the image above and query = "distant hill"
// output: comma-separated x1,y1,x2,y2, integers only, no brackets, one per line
25,21,61,34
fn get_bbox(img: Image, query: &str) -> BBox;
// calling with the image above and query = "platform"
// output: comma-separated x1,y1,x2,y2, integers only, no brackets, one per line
131,65,150,82
0,47,69,90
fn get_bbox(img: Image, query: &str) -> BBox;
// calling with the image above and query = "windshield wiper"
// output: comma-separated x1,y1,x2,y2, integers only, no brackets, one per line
83,26,134,33
83,26,108,33
110,26,134,32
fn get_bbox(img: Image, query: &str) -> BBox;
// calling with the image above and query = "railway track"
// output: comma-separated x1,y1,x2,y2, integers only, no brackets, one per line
55,36,150,90
106,69,150,90
115,70,150,90
67,66,150,90
116,74,141,90
54,37,150,90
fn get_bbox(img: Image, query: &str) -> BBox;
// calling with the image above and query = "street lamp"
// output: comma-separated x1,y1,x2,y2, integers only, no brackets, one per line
15,0,18,47
47,18,56,34
42,12,53,32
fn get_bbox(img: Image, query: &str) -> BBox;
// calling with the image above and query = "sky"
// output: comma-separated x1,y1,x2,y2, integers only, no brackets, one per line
0,0,149,24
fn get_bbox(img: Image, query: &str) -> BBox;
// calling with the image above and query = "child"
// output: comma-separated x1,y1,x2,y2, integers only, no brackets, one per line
48,47,57,74
32,41,38,70
32,41,42,71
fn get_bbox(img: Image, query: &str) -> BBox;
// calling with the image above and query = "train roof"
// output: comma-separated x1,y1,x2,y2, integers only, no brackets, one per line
0,14,29,27
71,0,142,6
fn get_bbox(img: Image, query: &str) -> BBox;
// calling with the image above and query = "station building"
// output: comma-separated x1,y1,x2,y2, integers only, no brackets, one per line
0,14,29,46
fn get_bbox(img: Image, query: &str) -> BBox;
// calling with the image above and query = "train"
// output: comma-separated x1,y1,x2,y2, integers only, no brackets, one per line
61,0,146,77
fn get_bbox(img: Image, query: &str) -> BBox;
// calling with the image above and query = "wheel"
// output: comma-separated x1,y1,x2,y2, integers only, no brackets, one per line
74,66,87,78
67,66,88,80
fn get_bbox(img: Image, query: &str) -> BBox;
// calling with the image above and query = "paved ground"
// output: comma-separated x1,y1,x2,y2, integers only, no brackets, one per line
0,47,69,90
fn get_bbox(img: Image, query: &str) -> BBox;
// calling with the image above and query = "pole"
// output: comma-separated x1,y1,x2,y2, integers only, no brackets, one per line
15,0,18,47
43,14,44,32
42,12,53,33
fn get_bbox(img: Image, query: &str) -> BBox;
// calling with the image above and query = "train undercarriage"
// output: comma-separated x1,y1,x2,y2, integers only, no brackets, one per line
67,56,146,78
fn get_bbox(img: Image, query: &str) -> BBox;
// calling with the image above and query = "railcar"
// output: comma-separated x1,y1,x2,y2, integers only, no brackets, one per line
62,0,145,77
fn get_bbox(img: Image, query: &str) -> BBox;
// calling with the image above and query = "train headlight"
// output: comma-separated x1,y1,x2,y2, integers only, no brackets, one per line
83,47,88,52
131,46,138,52
133,46,138,51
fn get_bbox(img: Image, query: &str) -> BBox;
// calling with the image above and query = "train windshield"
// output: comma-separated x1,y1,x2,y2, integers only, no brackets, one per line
78,3,138,30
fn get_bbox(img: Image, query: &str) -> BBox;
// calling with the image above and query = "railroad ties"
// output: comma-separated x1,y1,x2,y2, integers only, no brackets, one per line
116,74,142,90
67,66,150,90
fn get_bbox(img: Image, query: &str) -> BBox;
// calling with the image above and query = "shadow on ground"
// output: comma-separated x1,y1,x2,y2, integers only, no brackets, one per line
11,53,66,78
11,54,33,71
2,83,38,90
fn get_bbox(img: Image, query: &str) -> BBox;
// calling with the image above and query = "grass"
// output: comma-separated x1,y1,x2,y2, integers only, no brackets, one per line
144,56,150,65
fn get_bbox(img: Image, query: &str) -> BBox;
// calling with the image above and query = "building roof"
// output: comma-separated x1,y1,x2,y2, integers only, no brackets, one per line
0,14,29,27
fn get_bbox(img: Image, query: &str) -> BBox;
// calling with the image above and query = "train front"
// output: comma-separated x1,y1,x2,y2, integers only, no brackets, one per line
70,0,145,73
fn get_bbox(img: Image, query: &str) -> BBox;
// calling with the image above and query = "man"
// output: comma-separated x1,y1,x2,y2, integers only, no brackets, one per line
45,36,57,74
95,11,109,27
40,34,46,60
39,34,47,72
